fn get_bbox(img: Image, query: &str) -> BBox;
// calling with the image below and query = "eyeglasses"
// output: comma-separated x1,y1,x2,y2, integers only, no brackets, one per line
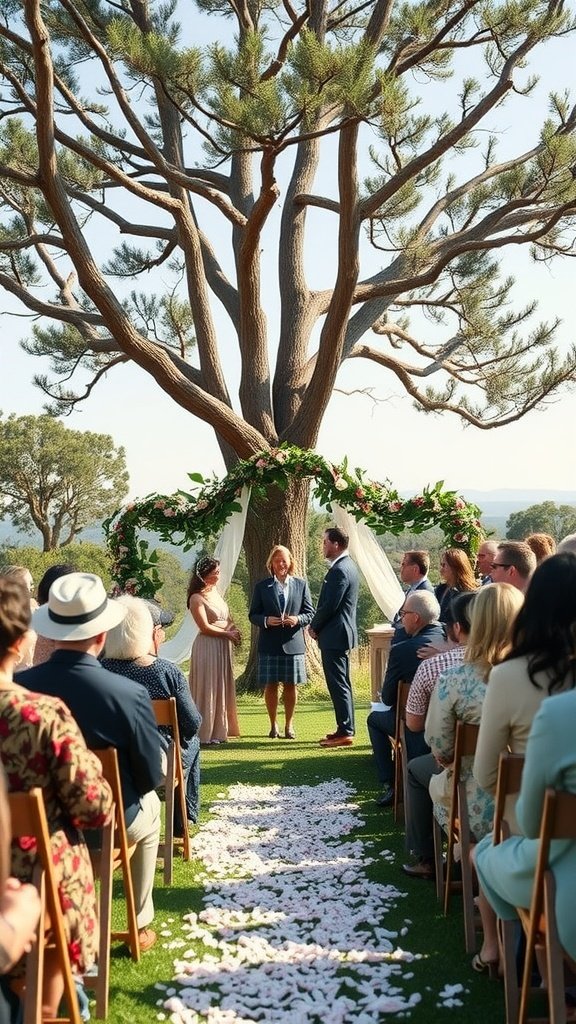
490,562,512,570
400,608,417,617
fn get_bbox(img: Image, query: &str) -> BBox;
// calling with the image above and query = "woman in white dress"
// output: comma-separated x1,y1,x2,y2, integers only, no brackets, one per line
187,556,241,744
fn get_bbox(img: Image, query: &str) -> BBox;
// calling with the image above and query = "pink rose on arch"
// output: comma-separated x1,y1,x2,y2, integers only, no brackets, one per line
334,476,348,491
196,499,208,510
388,500,403,512
274,450,288,463
454,498,466,509
154,500,166,509
163,508,176,517
255,458,268,469
413,497,425,507
453,532,468,543
355,488,365,499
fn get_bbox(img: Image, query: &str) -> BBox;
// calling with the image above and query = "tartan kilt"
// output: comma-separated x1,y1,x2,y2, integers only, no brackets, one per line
257,653,306,685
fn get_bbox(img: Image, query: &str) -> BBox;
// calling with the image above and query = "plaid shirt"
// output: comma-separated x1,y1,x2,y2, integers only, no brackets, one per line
406,644,466,717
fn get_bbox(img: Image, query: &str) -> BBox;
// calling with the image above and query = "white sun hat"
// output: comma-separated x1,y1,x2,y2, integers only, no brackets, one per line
32,572,127,641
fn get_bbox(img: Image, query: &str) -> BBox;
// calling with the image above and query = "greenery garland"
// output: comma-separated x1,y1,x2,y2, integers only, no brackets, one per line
104,445,484,598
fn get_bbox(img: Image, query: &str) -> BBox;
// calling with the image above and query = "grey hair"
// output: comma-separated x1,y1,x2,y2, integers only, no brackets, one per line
404,590,441,624
558,533,576,555
104,594,154,660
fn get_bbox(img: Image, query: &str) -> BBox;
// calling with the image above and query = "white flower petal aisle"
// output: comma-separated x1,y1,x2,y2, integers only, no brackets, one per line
156,780,462,1023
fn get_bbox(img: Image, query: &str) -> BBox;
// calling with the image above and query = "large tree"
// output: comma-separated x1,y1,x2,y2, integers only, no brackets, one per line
506,500,576,541
1,0,576,591
0,414,128,549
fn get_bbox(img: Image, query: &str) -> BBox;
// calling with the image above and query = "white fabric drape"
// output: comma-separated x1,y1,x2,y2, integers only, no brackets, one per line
332,504,404,621
159,486,251,664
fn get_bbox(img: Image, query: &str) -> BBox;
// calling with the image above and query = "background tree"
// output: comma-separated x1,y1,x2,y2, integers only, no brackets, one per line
506,500,576,542
0,414,129,550
1,1,576,661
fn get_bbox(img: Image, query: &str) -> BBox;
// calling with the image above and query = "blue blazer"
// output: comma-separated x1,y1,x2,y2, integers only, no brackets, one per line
381,620,445,707
310,554,359,652
249,576,314,655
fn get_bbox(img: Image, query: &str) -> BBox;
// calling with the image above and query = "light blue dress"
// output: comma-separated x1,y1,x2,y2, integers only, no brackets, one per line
425,661,495,840
475,688,576,959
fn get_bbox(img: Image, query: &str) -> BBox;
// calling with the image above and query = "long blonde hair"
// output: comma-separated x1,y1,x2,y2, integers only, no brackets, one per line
465,583,524,681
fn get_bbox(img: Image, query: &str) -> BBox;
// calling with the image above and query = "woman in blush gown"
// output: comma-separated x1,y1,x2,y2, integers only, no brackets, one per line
187,557,241,744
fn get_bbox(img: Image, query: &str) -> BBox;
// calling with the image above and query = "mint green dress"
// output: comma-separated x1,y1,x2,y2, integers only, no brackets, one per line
475,688,576,959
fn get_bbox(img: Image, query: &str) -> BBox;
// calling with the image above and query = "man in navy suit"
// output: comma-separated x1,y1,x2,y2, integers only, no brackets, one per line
368,589,444,807
309,527,359,747
18,573,163,952
391,550,434,643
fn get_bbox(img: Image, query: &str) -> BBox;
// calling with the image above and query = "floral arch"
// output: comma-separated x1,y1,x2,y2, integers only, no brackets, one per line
104,446,484,599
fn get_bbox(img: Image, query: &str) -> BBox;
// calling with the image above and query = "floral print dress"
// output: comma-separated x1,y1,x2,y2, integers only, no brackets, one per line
0,687,113,975
424,662,494,841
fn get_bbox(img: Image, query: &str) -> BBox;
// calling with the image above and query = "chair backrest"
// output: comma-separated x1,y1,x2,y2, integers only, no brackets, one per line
494,752,525,844
151,697,190,880
446,720,480,834
8,788,81,1024
395,680,410,739
92,747,140,962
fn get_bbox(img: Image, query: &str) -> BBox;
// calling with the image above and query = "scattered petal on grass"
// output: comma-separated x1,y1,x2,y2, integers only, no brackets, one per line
158,780,467,1021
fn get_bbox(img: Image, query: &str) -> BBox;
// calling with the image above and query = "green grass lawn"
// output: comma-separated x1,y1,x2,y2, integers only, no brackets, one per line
102,693,506,1023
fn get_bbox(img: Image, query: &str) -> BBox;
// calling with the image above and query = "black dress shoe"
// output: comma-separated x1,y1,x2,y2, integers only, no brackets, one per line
375,785,395,807
401,858,435,880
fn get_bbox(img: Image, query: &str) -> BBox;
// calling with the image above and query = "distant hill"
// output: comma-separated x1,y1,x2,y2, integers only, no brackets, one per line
0,520,194,568
2,488,575,553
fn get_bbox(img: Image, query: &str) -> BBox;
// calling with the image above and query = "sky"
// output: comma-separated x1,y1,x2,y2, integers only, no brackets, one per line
2,7,576,506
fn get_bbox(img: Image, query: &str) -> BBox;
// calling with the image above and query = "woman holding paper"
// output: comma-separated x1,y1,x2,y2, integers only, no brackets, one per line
249,546,314,740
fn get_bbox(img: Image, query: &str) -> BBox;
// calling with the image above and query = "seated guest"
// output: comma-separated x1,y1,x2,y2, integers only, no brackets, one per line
391,550,434,644
33,564,76,666
475,688,576,974
405,591,476,735
524,532,555,564
0,764,41,1024
368,591,443,808
402,583,523,880
434,548,478,622
490,540,536,593
103,595,202,831
476,540,498,585
17,573,163,953
0,576,112,1017
0,567,37,669
557,533,576,554
472,552,576,971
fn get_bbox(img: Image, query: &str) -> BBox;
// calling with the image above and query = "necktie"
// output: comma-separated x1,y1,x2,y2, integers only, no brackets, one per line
278,589,286,614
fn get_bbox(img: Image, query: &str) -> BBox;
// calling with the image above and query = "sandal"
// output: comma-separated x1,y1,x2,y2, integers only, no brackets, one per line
268,726,279,739
471,952,499,980
284,728,296,740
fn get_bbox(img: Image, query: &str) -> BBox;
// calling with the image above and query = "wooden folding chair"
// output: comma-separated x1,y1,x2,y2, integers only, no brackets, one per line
92,748,140,963
392,681,411,823
82,804,115,1019
432,719,480,953
152,698,192,885
515,787,576,1024
494,752,525,1024
8,788,81,1024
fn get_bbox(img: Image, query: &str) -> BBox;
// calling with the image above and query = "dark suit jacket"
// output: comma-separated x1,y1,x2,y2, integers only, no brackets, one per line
391,577,435,642
17,650,163,827
249,576,314,655
381,621,445,707
310,554,359,651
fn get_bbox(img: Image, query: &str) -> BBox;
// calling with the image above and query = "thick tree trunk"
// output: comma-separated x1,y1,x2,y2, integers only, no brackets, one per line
238,477,323,690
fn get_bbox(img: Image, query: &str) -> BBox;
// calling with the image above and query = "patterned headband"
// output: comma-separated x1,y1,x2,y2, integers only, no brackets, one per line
195,556,217,582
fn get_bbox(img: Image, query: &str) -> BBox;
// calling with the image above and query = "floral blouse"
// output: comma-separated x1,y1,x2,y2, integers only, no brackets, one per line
0,688,113,975
424,661,494,841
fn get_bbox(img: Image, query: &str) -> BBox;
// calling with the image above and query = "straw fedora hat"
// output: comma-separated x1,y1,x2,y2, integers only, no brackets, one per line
32,572,126,641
